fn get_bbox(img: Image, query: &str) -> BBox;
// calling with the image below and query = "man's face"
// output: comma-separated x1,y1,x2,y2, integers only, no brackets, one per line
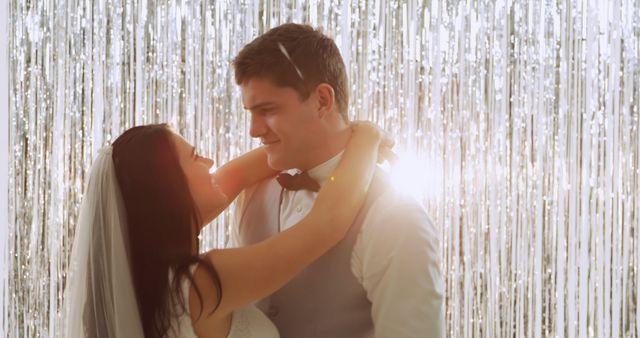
241,77,322,171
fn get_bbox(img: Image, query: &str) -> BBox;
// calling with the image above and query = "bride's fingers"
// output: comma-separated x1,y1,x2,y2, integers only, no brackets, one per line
377,146,398,164
381,131,395,149
379,130,395,164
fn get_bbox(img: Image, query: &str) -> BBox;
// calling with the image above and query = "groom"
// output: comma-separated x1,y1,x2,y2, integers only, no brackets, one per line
230,23,443,338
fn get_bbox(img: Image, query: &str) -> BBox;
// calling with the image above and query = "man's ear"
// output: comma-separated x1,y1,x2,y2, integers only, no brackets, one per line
315,83,335,119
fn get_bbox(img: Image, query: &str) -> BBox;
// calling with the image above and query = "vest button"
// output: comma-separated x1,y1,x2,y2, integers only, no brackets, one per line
266,305,280,318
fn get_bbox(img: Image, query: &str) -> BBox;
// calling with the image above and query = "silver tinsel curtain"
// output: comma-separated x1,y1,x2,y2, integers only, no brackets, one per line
3,0,640,337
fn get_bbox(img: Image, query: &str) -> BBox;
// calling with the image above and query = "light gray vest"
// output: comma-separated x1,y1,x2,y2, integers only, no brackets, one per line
237,169,389,338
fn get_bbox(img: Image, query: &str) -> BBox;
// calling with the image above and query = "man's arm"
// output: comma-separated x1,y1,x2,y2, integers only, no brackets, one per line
353,193,444,338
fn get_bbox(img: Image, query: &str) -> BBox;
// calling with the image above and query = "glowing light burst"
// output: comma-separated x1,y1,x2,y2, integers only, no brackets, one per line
388,150,443,201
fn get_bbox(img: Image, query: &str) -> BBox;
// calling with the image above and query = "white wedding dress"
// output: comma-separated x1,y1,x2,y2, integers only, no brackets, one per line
167,266,280,338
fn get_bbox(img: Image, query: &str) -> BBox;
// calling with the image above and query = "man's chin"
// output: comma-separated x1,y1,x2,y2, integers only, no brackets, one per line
266,156,292,172
267,161,286,172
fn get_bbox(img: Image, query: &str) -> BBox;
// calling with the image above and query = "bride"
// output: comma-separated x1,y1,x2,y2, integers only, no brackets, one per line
62,122,391,337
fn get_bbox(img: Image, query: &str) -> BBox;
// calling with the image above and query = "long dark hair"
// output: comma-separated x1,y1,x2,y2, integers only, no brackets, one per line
111,124,222,337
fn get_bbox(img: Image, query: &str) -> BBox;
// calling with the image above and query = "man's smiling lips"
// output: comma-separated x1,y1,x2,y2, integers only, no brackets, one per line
261,139,280,147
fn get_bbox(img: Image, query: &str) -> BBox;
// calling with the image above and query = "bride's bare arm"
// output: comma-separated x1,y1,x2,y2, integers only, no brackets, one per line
213,147,279,205
193,123,386,322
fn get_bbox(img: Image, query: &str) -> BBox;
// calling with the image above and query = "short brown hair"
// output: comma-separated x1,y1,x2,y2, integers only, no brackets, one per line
233,23,349,121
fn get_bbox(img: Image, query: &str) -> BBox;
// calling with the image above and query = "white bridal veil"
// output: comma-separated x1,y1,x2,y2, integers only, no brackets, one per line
62,146,144,337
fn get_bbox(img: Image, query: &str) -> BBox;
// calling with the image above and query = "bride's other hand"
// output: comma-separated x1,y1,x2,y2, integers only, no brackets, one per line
351,121,397,164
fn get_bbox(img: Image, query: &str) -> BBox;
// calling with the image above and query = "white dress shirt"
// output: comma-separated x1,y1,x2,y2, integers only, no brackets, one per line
231,152,444,338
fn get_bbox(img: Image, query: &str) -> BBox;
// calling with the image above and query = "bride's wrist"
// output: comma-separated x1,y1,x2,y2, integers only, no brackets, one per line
350,123,382,146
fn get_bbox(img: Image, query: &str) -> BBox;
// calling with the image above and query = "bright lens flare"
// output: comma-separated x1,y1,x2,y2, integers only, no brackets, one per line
388,151,442,200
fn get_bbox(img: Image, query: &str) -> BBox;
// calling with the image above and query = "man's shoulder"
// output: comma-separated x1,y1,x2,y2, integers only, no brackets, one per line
368,190,430,225
359,169,437,242
354,174,440,270
368,169,427,216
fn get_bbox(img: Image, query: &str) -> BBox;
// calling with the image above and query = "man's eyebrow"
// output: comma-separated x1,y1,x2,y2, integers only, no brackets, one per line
244,101,276,110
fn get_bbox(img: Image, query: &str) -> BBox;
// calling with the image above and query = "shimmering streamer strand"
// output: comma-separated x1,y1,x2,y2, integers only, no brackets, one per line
4,0,640,337
1,1,10,338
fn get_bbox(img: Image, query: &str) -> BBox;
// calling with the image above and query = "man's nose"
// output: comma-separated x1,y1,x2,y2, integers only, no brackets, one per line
250,114,267,138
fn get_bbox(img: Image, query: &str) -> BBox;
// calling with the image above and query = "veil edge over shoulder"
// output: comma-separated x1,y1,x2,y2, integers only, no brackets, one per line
62,146,144,337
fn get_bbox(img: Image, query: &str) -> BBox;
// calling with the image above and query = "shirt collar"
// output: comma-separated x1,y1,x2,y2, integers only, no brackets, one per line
286,151,344,185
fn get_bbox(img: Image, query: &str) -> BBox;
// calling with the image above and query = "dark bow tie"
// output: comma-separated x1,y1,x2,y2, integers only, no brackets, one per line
276,172,321,192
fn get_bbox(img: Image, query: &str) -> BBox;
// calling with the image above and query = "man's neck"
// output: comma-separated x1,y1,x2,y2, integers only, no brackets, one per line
300,126,351,171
